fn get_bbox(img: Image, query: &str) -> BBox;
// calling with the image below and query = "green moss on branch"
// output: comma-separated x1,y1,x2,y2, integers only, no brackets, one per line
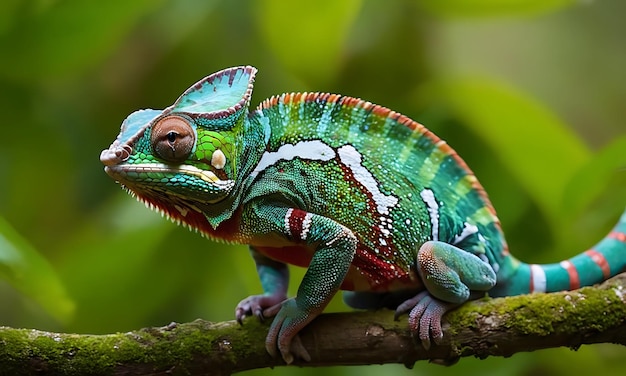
1,274,625,375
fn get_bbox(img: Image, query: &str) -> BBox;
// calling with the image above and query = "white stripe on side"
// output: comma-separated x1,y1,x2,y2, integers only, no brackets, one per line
251,140,335,178
453,222,479,245
300,213,313,241
420,189,439,241
284,208,294,237
337,145,398,215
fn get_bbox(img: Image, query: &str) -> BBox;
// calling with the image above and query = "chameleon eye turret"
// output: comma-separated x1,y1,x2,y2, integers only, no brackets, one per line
150,115,196,164
101,66,626,364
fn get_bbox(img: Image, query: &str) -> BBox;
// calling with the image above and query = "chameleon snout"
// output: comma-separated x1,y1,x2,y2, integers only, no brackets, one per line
100,141,131,167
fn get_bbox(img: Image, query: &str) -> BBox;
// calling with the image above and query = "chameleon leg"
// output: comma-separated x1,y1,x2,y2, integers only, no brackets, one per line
264,226,356,363
396,240,496,349
235,247,289,323
243,204,357,364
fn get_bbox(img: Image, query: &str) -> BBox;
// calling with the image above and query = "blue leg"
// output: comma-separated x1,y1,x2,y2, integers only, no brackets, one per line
235,247,289,322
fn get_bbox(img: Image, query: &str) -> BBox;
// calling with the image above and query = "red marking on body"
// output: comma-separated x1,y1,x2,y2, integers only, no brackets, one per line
350,247,416,291
560,260,580,290
254,244,417,292
334,160,399,259
189,209,242,241
585,249,611,279
140,194,244,243
286,208,308,240
609,231,626,243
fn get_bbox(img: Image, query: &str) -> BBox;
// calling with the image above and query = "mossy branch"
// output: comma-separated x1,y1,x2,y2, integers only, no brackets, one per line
1,274,626,376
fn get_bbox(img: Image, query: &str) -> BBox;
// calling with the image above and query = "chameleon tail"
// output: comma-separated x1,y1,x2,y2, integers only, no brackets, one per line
492,209,626,297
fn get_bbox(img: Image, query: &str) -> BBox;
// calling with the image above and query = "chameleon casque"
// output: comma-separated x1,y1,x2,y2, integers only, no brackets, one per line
100,66,626,363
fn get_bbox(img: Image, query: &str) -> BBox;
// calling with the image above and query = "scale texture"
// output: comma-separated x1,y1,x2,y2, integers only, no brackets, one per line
100,66,626,363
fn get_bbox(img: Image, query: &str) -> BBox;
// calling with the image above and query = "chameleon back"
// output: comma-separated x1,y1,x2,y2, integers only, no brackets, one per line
249,92,509,291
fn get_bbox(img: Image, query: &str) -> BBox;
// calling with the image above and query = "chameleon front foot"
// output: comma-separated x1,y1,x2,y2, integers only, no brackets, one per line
395,291,457,350
263,298,313,364
235,293,287,323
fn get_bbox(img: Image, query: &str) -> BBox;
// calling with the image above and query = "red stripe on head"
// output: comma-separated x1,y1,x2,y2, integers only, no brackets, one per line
584,249,611,279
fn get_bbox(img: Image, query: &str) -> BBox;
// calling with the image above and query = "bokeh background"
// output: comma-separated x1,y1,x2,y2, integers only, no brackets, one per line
1,0,625,375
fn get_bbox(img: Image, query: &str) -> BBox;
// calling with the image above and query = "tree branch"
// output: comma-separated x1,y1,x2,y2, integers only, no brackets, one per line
2,273,626,376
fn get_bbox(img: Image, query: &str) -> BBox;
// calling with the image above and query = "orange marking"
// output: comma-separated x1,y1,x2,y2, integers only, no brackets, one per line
585,249,611,279
609,231,626,242
370,104,390,118
560,260,580,290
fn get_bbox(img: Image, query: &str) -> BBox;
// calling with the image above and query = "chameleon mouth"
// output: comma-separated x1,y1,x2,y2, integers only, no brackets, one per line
104,163,235,190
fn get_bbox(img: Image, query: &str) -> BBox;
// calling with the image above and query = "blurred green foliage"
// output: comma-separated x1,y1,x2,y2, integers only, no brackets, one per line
0,0,625,375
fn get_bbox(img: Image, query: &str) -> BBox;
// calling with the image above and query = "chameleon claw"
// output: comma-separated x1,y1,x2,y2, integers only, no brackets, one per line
254,308,265,321
235,294,286,324
264,298,313,364
276,334,309,364
398,291,455,350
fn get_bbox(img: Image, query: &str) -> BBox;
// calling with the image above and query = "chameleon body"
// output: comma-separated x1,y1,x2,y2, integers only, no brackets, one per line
100,66,626,363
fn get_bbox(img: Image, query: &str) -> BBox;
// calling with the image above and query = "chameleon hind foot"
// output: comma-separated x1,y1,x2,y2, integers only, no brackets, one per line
395,241,496,348
395,291,457,349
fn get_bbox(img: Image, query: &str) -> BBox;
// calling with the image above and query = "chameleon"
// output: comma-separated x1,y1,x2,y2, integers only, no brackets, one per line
100,66,626,364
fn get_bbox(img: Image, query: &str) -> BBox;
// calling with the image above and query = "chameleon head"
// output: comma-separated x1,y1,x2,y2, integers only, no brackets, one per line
100,66,257,214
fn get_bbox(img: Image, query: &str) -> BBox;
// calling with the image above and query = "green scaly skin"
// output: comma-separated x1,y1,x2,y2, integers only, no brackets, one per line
100,66,626,363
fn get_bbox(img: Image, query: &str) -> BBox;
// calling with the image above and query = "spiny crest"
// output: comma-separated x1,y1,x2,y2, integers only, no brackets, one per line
258,91,426,132
122,184,215,240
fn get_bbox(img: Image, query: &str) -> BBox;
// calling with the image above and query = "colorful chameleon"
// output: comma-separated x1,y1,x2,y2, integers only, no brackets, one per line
100,66,626,363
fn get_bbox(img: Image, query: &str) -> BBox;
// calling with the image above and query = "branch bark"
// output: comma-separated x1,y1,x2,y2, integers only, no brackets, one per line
2,273,626,376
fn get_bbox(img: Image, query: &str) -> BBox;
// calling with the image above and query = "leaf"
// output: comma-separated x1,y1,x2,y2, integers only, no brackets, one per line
417,0,576,18
0,216,75,324
255,0,362,86
416,77,590,229
58,196,174,332
0,0,164,82
562,135,626,220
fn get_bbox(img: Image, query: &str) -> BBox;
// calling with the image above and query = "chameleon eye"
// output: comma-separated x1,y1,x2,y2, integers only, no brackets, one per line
151,115,195,164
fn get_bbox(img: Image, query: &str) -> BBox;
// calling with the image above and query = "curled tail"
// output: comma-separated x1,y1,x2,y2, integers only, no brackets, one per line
492,209,626,297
